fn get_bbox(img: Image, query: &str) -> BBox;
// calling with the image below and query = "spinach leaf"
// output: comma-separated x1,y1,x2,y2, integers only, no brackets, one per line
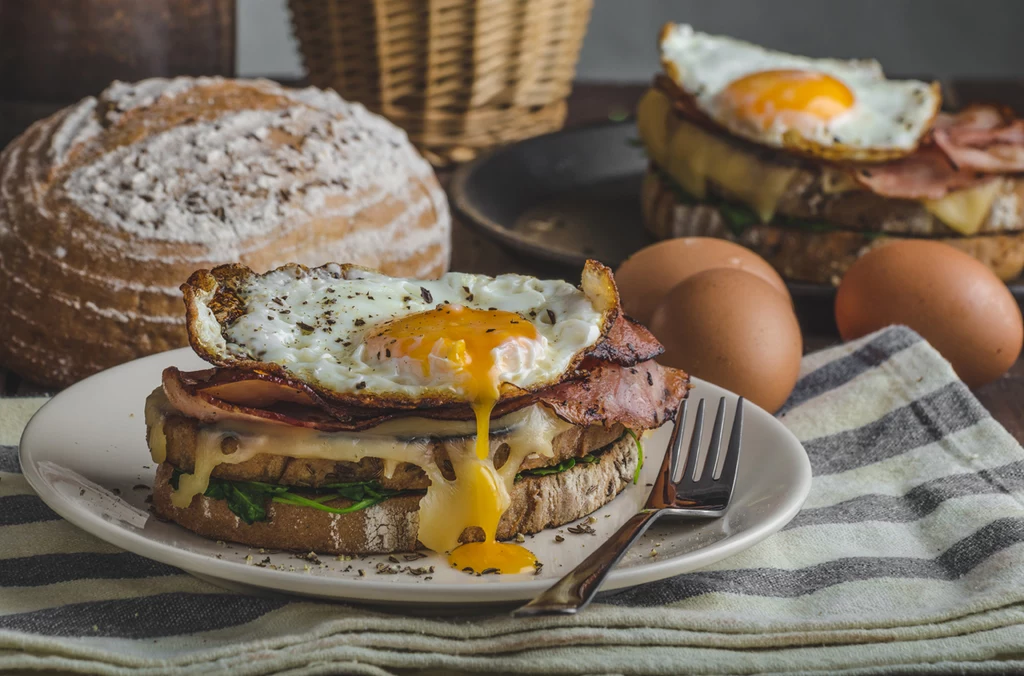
529,457,577,476
225,484,268,524
718,202,759,235
627,429,644,485
168,469,410,523
514,454,598,482
239,480,291,496
322,481,383,502
203,481,232,501
776,214,836,233
650,164,843,236
272,492,385,515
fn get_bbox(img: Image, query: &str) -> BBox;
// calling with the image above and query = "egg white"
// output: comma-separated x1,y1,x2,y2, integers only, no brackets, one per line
189,264,606,399
660,23,940,157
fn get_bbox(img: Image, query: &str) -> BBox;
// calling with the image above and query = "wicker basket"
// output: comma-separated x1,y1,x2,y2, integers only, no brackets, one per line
288,0,593,165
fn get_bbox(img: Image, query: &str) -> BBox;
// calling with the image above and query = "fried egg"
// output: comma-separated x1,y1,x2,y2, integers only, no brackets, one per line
659,23,941,161
188,262,616,406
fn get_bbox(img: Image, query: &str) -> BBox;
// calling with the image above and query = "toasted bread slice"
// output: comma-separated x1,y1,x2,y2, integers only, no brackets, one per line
151,432,638,554
642,167,1024,284
153,405,625,491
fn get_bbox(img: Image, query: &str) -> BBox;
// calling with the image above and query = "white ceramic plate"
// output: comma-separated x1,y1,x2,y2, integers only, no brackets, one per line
20,348,811,605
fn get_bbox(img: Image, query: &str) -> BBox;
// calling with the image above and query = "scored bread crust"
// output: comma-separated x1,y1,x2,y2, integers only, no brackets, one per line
150,432,638,554
642,167,1024,284
0,77,451,388
155,408,625,490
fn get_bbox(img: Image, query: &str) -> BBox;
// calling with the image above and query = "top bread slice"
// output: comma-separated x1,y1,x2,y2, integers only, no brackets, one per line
153,403,626,491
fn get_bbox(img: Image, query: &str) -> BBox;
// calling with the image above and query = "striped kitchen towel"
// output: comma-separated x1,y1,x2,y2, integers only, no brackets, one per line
4,325,1024,675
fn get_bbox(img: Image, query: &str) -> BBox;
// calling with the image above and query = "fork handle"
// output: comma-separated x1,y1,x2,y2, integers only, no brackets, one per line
513,509,662,617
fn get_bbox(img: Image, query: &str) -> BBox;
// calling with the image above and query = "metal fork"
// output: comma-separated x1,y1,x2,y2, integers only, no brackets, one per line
513,396,744,617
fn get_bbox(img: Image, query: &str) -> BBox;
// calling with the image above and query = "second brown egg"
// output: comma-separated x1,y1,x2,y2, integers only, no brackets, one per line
616,238,789,324
650,267,802,413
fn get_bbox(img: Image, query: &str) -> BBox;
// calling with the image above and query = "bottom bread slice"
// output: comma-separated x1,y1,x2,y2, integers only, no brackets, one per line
642,167,1024,284
151,432,638,554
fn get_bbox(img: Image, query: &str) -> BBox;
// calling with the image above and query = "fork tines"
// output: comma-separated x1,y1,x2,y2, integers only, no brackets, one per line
674,396,744,493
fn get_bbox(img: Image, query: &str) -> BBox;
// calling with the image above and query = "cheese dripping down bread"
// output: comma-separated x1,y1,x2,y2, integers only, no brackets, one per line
640,24,1024,284
148,261,690,572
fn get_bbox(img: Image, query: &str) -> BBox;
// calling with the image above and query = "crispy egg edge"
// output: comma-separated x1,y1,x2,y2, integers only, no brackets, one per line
180,260,622,410
656,21,943,164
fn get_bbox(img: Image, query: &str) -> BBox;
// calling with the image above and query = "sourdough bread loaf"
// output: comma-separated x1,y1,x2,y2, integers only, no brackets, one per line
0,77,451,387
151,432,638,555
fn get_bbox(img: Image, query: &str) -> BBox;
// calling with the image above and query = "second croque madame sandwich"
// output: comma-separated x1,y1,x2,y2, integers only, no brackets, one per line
146,260,689,573
639,24,1024,284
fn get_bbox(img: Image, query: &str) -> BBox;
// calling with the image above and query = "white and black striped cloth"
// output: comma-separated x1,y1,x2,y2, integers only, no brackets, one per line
3,326,1024,674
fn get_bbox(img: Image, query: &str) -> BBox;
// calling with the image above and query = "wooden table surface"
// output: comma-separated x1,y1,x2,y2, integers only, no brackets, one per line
3,81,1024,446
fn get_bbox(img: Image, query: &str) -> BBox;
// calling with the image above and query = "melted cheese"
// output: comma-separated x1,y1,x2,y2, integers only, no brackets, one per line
638,87,798,221
923,179,1003,236
144,394,168,463
638,87,1004,235
146,389,572,565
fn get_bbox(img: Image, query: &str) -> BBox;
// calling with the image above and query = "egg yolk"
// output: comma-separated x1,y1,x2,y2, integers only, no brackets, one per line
719,69,854,131
370,305,540,574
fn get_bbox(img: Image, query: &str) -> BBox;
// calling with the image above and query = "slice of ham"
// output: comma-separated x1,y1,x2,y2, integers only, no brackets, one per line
933,105,1024,173
932,105,1008,132
163,359,691,433
164,283,686,432
852,146,991,200
162,367,397,432
538,361,691,431
853,105,1024,200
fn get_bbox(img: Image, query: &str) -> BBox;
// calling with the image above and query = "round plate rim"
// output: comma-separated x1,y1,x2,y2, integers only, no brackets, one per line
19,348,812,604
449,120,640,269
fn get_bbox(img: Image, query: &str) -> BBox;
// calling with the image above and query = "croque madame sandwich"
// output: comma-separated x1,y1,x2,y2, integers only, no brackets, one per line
639,24,1024,284
145,261,689,573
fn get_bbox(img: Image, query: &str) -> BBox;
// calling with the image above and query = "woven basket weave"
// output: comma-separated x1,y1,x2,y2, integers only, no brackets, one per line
288,0,593,165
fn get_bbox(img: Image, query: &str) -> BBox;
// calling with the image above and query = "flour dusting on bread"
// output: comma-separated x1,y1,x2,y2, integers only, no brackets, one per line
0,76,451,387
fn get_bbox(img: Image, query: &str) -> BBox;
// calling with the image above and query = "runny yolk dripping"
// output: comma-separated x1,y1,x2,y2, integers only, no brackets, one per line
371,305,540,574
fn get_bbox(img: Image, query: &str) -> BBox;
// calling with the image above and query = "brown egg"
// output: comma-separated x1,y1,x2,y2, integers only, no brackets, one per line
650,268,802,413
616,238,789,324
835,240,1023,388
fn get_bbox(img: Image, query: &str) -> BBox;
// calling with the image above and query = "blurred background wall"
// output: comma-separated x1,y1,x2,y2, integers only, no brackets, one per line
238,0,1024,81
